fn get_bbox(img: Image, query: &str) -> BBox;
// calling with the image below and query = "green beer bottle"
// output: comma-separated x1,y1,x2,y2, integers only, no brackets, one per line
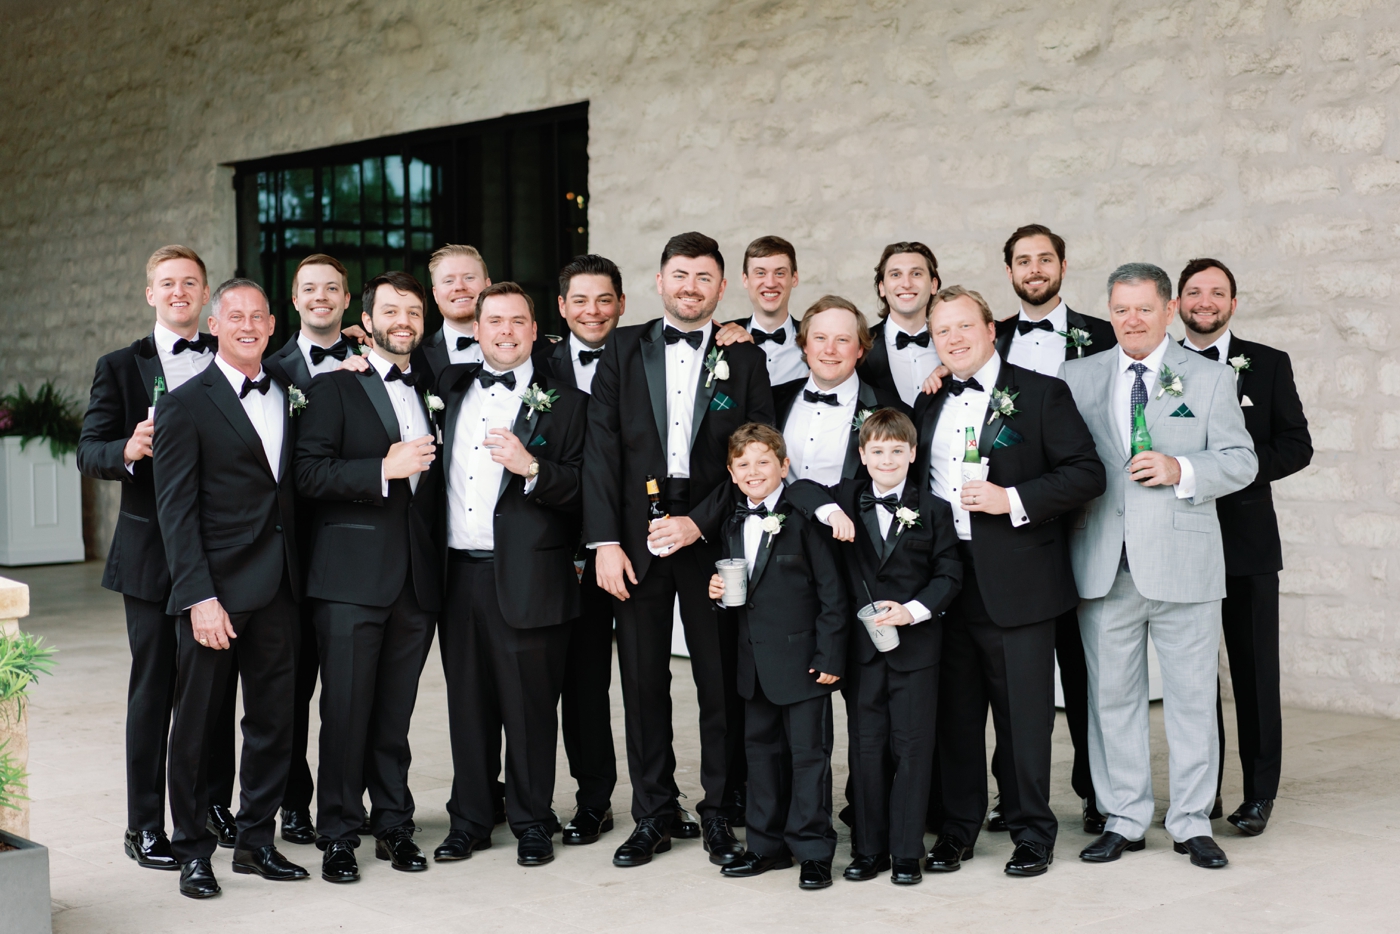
1130,403,1152,456
962,425,980,463
152,375,167,406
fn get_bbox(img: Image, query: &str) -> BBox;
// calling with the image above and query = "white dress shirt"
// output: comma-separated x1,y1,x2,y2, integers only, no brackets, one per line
748,314,809,385
1183,328,1232,365
927,354,1029,540
1006,300,1068,377
1114,338,1196,500
297,332,347,378
366,350,432,494
884,318,940,407
569,333,603,394
741,488,784,576
212,355,284,479
867,477,932,625
784,372,858,488
443,321,485,366
447,359,533,551
154,321,215,391
665,321,712,479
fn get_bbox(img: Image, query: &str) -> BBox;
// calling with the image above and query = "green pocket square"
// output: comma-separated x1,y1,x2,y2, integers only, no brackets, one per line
709,392,735,412
1170,404,1195,418
529,435,547,447
992,425,1024,449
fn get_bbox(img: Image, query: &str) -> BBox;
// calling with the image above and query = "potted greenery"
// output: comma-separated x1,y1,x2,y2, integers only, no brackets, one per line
0,627,55,934
0,382,85,566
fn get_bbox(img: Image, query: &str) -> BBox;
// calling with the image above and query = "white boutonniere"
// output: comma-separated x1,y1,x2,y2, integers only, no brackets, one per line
1156,364,1185,399
521,383,558,415
760,512,786,536
852,408,874,431
990,387,1019,421
1057,327,1093,358
424,393,445,414
704,347,728,387
1229,355,1251,374
287,385,308,416
894,505,921,536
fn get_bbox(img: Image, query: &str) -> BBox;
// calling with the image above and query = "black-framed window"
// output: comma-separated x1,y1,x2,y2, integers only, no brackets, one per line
232,103,588,345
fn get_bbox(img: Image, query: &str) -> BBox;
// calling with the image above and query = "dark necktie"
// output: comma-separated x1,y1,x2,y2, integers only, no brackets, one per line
1017,319,1054,335
172,335,211,355
309,341,349,365
1193,345,1220,361
735,503,769,519
455,335,477,351
578,348,604,366
752,328,786,346
859,490,900,514
947,377,984,396
239,374,272,398
385,365,418,387
663,326,704,350
477,369,516,391
895,330,930,350
803,389,839,406
1129,362,1149,421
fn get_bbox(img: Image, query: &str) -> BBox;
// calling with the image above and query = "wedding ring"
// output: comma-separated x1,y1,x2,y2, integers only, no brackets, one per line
199,638,208,645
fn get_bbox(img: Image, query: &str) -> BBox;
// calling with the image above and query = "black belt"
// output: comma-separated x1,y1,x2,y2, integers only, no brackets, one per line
449,548,494,563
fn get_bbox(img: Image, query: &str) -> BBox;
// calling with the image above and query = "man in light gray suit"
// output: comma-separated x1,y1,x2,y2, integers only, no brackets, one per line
1059,263,1256,870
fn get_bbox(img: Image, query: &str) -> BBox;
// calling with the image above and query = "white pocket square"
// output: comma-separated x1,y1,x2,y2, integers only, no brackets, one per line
1241,395,1254,407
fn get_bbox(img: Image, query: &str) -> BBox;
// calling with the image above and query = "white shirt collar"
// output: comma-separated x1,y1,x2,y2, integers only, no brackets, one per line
442,320,475,343
886,317,928,340
367,349,411,380
665,319,712,344
482,357,534,389
1118,336,1172,375
568,332,603,361
803,370,859,404
950,351,1001,390
748,313,792,336
747,487,784,512
296,331,341,353
872,476,907,499
1019,299,1067,330
213,353,264,392
154,321,202,353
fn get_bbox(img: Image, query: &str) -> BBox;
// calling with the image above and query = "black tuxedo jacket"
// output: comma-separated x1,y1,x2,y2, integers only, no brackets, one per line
855,319,900,400
531,335,579,390
266,336,318,391
411,327,456,389
719,489,848,706
826,476,961,671
1189,337,1311,576
993,306,1116,363
913,363,1105,627
293,366,443,611
77,332,212,604
151,364,301,615
582,317,775,579
439,363,587,627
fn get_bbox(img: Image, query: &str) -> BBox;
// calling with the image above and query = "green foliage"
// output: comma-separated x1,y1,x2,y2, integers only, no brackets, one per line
0,740,25,812
0,631,56,715
0,381,85,458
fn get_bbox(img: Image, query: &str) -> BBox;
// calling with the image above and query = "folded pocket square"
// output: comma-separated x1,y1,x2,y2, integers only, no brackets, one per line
1241,395,1253,407
992,425,1024,449
709,392,735,412
529,435,547,447
1169,404,1195,418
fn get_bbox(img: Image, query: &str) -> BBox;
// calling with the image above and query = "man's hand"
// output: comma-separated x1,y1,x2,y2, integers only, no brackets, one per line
384,435,436,479
124,417,155,465
826,508,856,543
1130,451,1181,487
919,365,951,396
337,354,371,373
708,573,725,601
191,599,237,651
486,428,535,476
648,516,702,553
713,322,755,346
961,479,1011,515
341,324,372,351
596,544,638,601
873,600,915,627
810,670,841,685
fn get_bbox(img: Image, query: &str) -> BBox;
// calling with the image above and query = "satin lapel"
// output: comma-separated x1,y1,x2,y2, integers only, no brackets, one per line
877,483,917,570
553,340,577,389
977,363,1015,460
426,329,450,377
844,379,880,480
747,520,778,592
500,383,540,501
917,389,950,473
640,319,668,448
689,328,719,451
357,369,402,445
205,370,274,479
135,338,164,406
994,320,1015,360
271,370,295,483
280,342,313,390
863,323,890,384
441,365,479,474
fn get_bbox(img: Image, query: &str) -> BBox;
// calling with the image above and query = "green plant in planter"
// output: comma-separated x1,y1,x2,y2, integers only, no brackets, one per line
0,631,55,814
0,740,25,812
0,381,85,458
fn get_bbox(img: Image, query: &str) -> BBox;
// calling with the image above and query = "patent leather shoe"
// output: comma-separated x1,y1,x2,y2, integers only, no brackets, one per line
280,808,316,845
124,828,179,870
799,859,833,889
702,816,744,866
843,853,889,881
517,825,555,866
433,830,491,861
1174,835,1228,868
719,850,793,877
232,844,309,880
890,857,922,885
1005,841,1053,876
375,827,428,871
321,840,359,883
1083,796,1107,835
562,807,614,845
613,817,671,867
1079,831,1145,862
1227,799,1273,836
206,805,237,849
986,797,1007,833
672,804,701,839
924,836,973,872
178,858,220,898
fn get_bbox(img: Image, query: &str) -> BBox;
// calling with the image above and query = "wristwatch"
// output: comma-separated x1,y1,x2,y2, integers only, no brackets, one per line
526,458,540,478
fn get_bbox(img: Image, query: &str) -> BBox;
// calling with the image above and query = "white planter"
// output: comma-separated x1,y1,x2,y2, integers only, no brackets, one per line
0,437,85,566
0,831,52,934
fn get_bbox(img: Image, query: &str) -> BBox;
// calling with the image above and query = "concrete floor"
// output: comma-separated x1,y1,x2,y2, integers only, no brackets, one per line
8,560,1400,933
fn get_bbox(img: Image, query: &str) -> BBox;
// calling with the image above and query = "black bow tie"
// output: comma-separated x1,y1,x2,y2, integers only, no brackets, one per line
1192,345,1221,361
735,503,769,519
172,335,212,355
859,490,900,515
894,329,930,350
663,326,704,350
752,327,786,346
239,374,272,398
803,389,840,406
947,377,984,396
1017,318,1055,334
309,341,349,364
477,369,517,391
578,348,604,366
384,365,418,387
455,335,477,351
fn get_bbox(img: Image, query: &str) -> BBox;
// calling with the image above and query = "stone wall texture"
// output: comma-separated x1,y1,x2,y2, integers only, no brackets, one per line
3,0,1399,716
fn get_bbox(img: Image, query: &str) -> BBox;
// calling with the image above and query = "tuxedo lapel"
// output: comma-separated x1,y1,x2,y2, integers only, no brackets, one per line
994,319,1015,360
844,379,880,480
917,388,950,472
426,329,451,377
977,363,1016,460
271,370,296,485
277,340,313,390
747,514,780,592
552,340,578,389
204,369,275,479
135,336,164,406
879,480,920,569
640,320,669,448
689,328,719,451
863,321,891,385
356,368,402,445
500,381,540,501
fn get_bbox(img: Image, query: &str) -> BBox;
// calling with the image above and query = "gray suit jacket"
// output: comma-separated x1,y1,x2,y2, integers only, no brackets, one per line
1059,339,1257,604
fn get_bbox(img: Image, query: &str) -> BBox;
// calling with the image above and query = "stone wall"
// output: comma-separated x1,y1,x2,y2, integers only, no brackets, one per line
2,0,1398,716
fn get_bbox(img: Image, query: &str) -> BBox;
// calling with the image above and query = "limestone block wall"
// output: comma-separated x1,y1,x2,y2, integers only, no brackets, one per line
2,0,1398,716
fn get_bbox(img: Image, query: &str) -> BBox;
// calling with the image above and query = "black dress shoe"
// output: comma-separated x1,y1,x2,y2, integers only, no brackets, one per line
1005,841,1053,877
356,815,373,835
702,816,744,866
206,805,237,849
232,844,310,880
890,857,922,885
517,825,555,866
433,830,491,862
613,818,671,867
1227,799,1273,836
1083,797,1107,835
720,850,794,877
672,804,701,839
1210,795,1224,821
321,840,359,883
837,803,855,828
1079,832,1145,863
986,796,1007,832
562,807,614,845
799,859,833,889
280,808,316,846
843,853,890,881
375,827,428,872
124,829,179,870
924,836,973,872
179,858,220,898
1174,835,1228,868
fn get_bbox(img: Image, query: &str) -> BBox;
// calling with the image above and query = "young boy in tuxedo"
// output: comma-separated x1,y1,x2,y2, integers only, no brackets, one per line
706,423,848,890
830,409,961,885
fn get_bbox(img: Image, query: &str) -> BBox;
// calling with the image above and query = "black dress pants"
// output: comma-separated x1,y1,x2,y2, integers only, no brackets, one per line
744,678,836,863
561,550,618,813
611,542,745,823
167,577,298,862
852,655,938,860
1215,572,1282,801
123,593,236,832
281,600,319,812
313,584,435,845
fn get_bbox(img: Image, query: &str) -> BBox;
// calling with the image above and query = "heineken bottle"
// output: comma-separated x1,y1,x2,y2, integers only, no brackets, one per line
1130,403,1152,457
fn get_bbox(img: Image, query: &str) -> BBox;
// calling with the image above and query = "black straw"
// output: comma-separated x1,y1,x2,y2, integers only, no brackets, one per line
862,579,876,610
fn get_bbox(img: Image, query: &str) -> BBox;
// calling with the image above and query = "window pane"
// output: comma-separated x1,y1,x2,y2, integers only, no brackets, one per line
324,164,362,225
384,155,404,227
280,168,315,222
362,157,383,227
284,227,316,249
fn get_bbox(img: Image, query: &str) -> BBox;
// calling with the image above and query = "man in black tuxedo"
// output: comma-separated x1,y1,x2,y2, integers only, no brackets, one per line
412,243,491,384
533,254,626,846
293,271,442,883
582,231,774,867
857,242,941,408
1177,258,1312,836
77,244,238,869
917,286,1105,878
152,278,308,898
265,252,356,845
432,281,588,867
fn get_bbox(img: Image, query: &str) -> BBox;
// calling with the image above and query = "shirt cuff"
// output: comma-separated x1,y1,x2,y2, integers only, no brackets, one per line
523,475,538,495
586,542,620,549
125,460,135,475
1174,456,1196,500
1006,486,1030,527
904,600,932,625
381,463,389,498
814,503,841,525
185,597,218,611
